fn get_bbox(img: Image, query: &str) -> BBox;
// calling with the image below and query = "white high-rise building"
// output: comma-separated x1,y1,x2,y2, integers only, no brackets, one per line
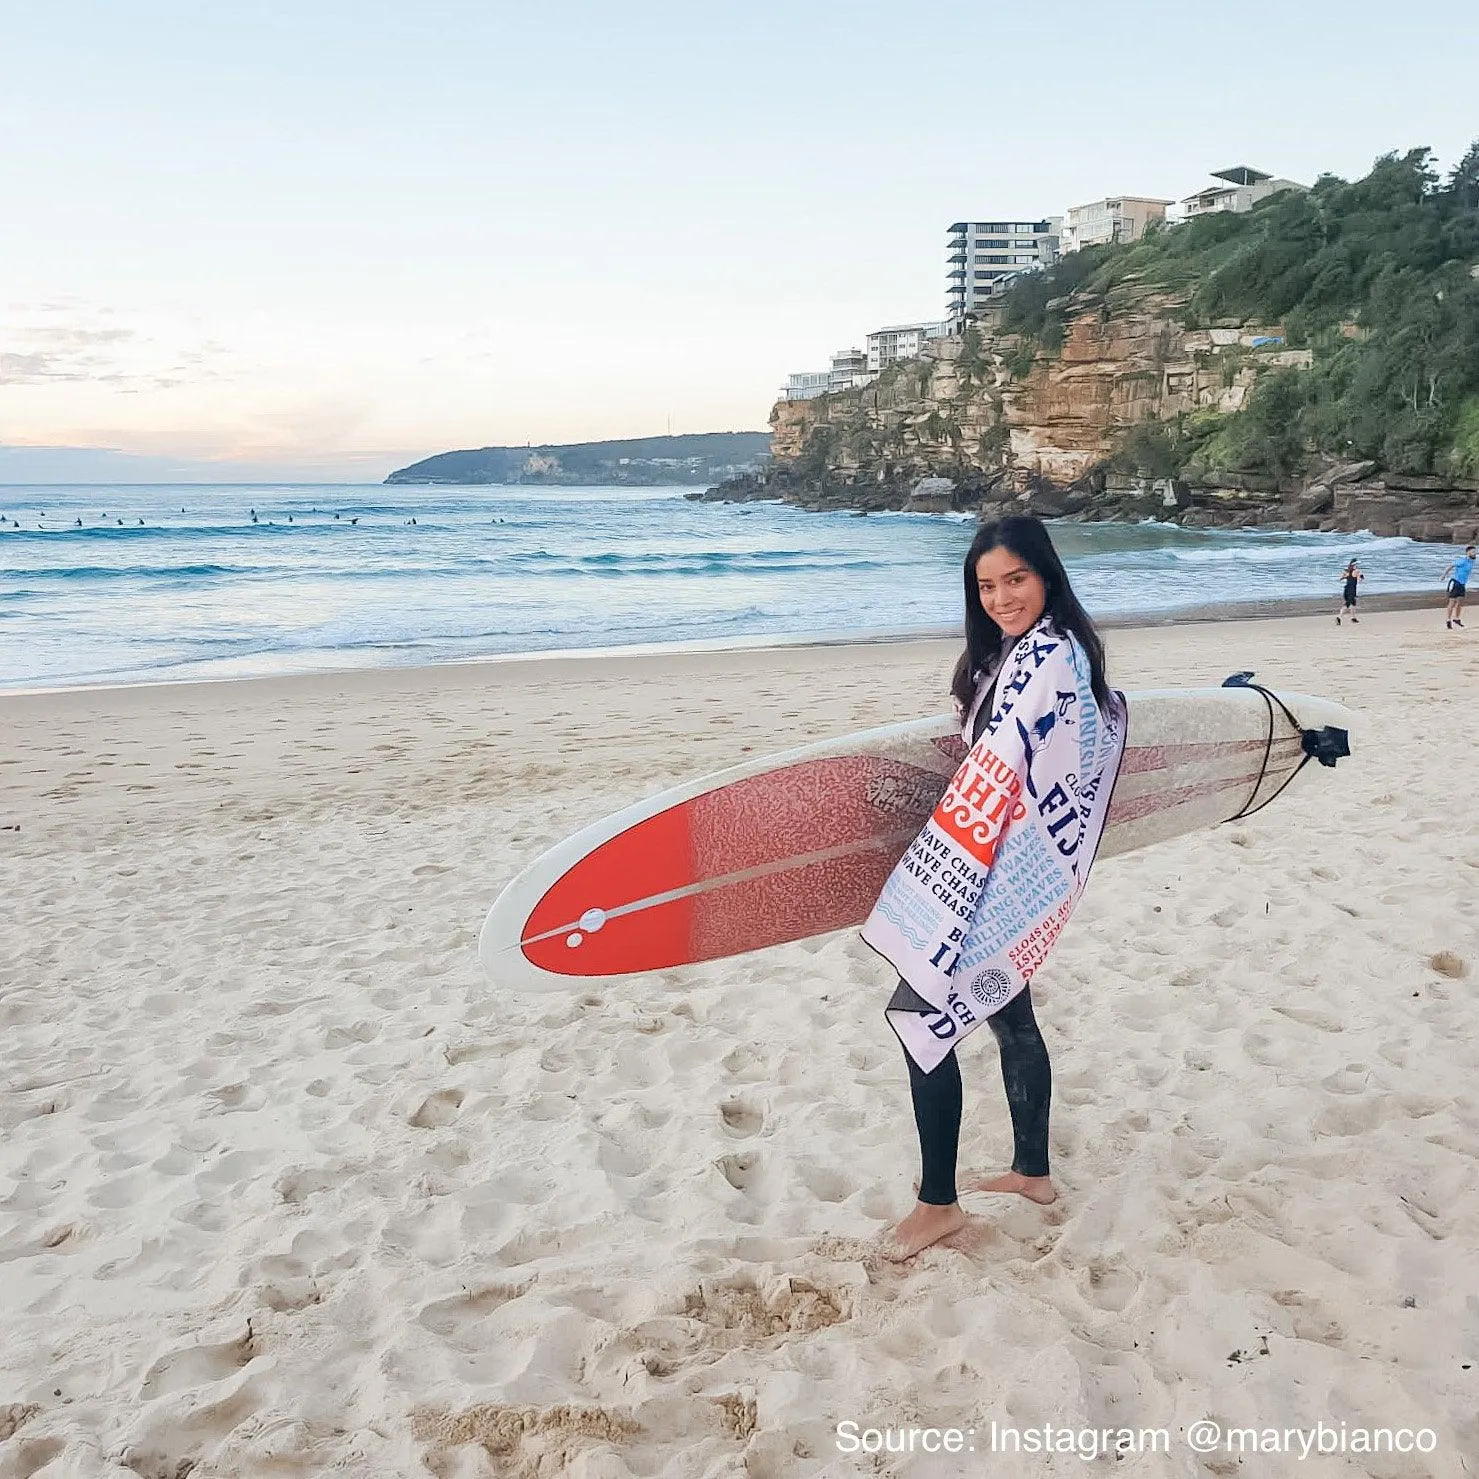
947,218,1060,322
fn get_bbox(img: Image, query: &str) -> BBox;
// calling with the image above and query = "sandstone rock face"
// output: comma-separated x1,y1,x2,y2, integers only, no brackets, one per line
727,294,1475,541
765,294,1287,489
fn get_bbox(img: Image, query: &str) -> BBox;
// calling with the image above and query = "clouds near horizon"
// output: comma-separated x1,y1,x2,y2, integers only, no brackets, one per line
3,0,1476,479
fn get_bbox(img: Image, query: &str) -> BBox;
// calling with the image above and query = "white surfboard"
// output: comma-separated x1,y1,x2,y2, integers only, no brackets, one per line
480,685,1353,991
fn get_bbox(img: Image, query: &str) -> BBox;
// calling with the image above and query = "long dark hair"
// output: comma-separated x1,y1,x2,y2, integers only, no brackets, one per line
949,514,1117,716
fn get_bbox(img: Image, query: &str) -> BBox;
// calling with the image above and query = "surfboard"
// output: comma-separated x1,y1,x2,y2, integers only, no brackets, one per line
479,686,1353,991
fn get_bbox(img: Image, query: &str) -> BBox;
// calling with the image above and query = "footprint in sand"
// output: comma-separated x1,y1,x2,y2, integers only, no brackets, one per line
1319,1063,1372,1095
443,1041,498,1067
523,1093,572,1122
489,1223,608,1270
39,1221,88,1250
1311,1096,1384,1137
418,1282,533,1347
1082,1256,1141,1313
259,1280,322,1313
324,1020,379,1049
596,1137,648,1179
409,1089,465,1128
273,1167,341,1205
205,1082,267,1114
718,1097,764,1138
1274,1290,1346,1348
137,1325,257,1401
6,1434,64,1477
716,1151,761,1190
720,1044,770,1083
794,1163,855,1204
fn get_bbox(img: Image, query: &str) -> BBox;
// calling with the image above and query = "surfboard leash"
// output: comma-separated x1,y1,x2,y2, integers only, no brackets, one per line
1220,672,1351,821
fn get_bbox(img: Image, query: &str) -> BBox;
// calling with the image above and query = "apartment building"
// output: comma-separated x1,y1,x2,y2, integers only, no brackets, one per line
1063,196,1173,252
778,349,876,402
1180,166,1307,218
828,348,871,392
947,218,1060,322
779,371,830,402
866,321,951,372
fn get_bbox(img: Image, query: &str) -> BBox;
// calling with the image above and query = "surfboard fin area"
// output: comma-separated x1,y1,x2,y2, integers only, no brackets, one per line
1218,670,1351,819
478,686,1355,992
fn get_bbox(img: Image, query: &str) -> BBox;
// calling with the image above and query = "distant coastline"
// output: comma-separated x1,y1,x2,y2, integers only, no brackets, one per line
385,432,769,487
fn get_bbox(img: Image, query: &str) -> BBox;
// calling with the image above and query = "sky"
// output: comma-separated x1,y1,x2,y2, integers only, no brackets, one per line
2,0,1476,482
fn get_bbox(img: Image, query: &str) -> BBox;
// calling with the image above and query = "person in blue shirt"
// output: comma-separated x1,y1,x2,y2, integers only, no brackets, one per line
1444,544,1476,629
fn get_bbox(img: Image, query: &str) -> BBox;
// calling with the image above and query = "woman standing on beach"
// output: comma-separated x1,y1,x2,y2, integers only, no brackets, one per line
861,516,1126,1259
1336,559,1362,625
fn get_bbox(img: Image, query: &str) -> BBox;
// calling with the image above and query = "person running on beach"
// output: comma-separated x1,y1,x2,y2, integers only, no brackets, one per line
1444,545,1475,629
1336,559,1362,625
860,515,1126,1260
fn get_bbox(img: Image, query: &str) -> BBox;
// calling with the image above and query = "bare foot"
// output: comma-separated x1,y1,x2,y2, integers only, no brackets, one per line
965,1170,1058,1205
883,1200,966,1261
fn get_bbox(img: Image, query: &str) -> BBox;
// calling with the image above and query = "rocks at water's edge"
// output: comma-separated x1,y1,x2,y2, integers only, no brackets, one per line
690,463,1479,544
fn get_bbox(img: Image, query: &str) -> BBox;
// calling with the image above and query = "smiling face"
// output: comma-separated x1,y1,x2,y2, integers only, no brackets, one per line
974,544,1048,638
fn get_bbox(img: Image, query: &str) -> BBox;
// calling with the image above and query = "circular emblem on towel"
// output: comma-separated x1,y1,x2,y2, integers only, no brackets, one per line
970,969,1014,1006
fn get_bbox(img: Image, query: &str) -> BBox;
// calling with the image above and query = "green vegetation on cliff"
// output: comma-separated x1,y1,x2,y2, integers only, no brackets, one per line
1000,144,1479,481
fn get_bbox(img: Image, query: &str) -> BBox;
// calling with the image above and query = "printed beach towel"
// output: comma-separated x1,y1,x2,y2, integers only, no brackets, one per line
861,619,1127,1072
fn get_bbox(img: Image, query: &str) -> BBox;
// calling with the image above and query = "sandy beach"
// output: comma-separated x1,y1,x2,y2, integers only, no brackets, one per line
2,606,1478,1478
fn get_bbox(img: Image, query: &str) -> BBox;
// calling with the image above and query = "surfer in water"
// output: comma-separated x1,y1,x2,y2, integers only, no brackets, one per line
1336,559,1362,624
864,515,1125,1260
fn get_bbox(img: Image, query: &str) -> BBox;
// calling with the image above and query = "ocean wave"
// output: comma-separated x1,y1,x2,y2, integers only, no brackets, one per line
0,562,261,582
868,508,978,524
0,523,249,541
503,549,890,576
1153,534,1413,566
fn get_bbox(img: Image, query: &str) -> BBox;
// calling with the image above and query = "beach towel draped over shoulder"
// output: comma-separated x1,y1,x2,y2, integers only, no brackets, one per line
861,618,1127,1073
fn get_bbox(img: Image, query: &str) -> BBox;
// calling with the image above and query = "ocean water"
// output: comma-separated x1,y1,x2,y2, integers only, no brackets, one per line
0,482,1462,691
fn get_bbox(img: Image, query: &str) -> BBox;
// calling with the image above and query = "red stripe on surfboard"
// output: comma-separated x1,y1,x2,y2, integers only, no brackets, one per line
524,839,908,975
1118,736,1298,775
520,755,946,965
1104,765,1288,824
937,731,1296,777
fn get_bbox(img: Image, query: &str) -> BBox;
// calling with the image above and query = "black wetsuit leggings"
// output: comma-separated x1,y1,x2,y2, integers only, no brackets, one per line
906,986,1051,1205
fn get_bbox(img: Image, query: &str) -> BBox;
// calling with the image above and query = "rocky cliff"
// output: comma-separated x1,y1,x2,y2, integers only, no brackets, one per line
698,277,1478,543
